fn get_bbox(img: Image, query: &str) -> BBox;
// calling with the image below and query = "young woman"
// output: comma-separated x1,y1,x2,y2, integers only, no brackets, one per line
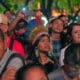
60,23,80,80
60,23,80,66
27,25,65,80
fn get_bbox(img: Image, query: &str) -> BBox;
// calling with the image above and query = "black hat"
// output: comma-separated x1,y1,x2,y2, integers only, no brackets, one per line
15,19,28,30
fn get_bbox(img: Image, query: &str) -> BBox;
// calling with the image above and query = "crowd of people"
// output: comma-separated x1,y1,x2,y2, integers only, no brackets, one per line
0,9,80,80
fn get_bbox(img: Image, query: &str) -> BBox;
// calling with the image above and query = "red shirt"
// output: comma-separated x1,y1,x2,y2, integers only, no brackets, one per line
7,36,26,60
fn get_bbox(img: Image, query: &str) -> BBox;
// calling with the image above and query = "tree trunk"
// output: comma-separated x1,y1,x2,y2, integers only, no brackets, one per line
41,0,53,19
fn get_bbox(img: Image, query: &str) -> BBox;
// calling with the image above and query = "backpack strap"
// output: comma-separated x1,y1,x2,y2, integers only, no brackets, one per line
9,35,15,50
0,53,25,77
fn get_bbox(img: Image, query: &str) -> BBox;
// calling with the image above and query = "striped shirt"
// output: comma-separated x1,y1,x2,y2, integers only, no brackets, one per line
0,48,24,74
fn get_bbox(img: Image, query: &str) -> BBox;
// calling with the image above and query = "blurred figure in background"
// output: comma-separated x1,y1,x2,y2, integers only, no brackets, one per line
60,23,80,67
16,64,48,80
62,23,80,80
7,18,28,60
59,15,68,29
4,9,13,24
26,9,43,40
59,15,70,48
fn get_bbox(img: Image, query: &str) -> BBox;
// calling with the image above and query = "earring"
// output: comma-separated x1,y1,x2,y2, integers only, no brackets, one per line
47,43,53,57
35,48,39,58
48,50,52,57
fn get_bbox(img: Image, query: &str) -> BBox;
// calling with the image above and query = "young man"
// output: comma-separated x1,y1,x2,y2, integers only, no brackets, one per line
48,18,64,59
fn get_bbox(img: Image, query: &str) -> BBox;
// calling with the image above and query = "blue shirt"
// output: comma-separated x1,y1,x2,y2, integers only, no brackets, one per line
52,39,61,57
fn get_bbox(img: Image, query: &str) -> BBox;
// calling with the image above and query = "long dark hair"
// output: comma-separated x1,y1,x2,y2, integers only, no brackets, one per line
28,34,50,61
33,34,50,47
63,43,80,79
68,23,80,36
31,34,50,54
64,43,80,65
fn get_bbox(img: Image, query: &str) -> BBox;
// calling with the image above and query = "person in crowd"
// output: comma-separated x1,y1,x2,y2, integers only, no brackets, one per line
28,25,65,80
4,9,13,24
60,23,80,66
8,11,25,33
63,40,80,80
58,15,68,28
48,17,64,59
0,14,26,60
7,18,28,59
49,40,80,80
16,63,48,80
29,25,57,73
0,14,9,47
13,18,29,50
13,18,27,44
0,29,25,80
59,15,70,47
7,11,29,54
25,9,43,40
33,9,43,25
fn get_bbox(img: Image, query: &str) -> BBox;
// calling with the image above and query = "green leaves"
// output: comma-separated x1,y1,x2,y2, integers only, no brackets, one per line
0,0,80,17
